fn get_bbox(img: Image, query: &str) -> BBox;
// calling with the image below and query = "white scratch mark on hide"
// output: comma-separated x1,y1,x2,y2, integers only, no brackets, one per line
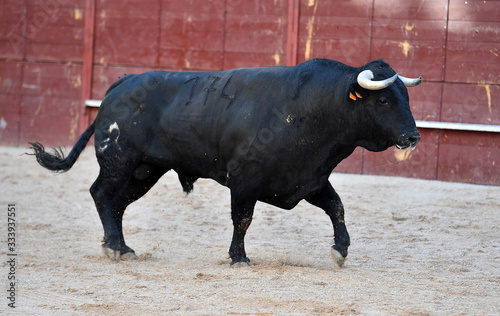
108,122,119,133
98,142,109,153
98,122,121,153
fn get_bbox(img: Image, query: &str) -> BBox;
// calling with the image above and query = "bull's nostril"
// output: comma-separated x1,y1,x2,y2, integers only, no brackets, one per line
408,134,421,147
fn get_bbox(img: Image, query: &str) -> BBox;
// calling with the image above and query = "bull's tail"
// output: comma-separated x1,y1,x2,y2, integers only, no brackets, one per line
29,121,95,173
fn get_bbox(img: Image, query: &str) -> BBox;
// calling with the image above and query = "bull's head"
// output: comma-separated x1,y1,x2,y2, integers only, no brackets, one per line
349,60,422,152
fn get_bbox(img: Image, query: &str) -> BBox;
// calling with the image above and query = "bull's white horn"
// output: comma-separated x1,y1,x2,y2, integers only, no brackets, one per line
398,75,423,87
357,70,398,90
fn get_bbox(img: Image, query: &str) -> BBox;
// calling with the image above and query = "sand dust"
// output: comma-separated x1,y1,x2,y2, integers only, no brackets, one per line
1,145,499,315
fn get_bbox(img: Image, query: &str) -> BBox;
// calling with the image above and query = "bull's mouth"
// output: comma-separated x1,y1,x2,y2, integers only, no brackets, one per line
395,143,418,151
395,132,421,151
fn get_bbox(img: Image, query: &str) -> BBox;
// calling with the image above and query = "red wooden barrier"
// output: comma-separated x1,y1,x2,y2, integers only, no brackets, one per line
0,0,498,185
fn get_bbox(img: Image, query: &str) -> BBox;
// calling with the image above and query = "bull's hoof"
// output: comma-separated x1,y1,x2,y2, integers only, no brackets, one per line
120,251,138,261
231,261,253,268
230,256,252,267
101,245,138,262
331,247,346,268
101,246,120,262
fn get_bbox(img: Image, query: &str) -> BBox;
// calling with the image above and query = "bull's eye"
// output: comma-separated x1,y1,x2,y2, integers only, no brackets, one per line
377,98,389,106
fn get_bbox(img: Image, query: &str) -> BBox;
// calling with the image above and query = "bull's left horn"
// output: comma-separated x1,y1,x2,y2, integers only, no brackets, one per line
357,70,398,90
398,75,423,87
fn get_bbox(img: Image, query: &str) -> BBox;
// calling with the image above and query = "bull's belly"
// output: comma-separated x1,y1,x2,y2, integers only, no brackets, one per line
169,156,329,209
258,194,302,210
257,178,327,209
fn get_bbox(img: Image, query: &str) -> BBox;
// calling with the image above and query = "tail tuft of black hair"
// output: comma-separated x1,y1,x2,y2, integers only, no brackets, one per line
28,143,74,172
28,121,95,173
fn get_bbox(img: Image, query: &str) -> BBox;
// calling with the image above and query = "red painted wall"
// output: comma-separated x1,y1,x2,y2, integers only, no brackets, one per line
1,0,499,185
0,0,85,146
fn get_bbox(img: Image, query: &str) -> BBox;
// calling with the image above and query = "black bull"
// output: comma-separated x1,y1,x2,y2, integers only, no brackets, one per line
30,58,422,267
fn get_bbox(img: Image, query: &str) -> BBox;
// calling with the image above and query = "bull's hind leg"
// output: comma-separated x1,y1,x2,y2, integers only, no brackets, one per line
90,164,166,261
306,183,350,267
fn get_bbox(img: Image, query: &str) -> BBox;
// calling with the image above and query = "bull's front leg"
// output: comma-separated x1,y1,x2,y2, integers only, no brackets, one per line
306,183,350,267
228,189,258,266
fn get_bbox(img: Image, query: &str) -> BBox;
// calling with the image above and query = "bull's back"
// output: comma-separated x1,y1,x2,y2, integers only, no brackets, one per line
156,67,291,179
95,67,292,179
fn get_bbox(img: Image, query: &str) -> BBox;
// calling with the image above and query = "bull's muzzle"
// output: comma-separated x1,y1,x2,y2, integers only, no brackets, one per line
396,130,421,150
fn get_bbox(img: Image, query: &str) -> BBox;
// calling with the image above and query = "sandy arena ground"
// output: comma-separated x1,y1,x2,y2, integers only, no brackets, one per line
1,145,499,315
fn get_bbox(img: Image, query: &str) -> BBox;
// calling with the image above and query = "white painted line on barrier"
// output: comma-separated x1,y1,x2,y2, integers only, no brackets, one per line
416,121,500,133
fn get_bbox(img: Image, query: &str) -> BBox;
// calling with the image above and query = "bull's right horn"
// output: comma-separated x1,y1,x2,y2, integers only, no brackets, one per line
357,70,398,90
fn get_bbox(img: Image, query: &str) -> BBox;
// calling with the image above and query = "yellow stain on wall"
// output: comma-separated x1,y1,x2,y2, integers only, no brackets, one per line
182,15,192,34
74,9,83,20
72,75,82,88
31,103,43,127
69,101,80,141
403,22,416,36
272,53,280,65
391,40,412,57
34,103,42,117
477,82,492,114
305,0,319,60
417,0,426,13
